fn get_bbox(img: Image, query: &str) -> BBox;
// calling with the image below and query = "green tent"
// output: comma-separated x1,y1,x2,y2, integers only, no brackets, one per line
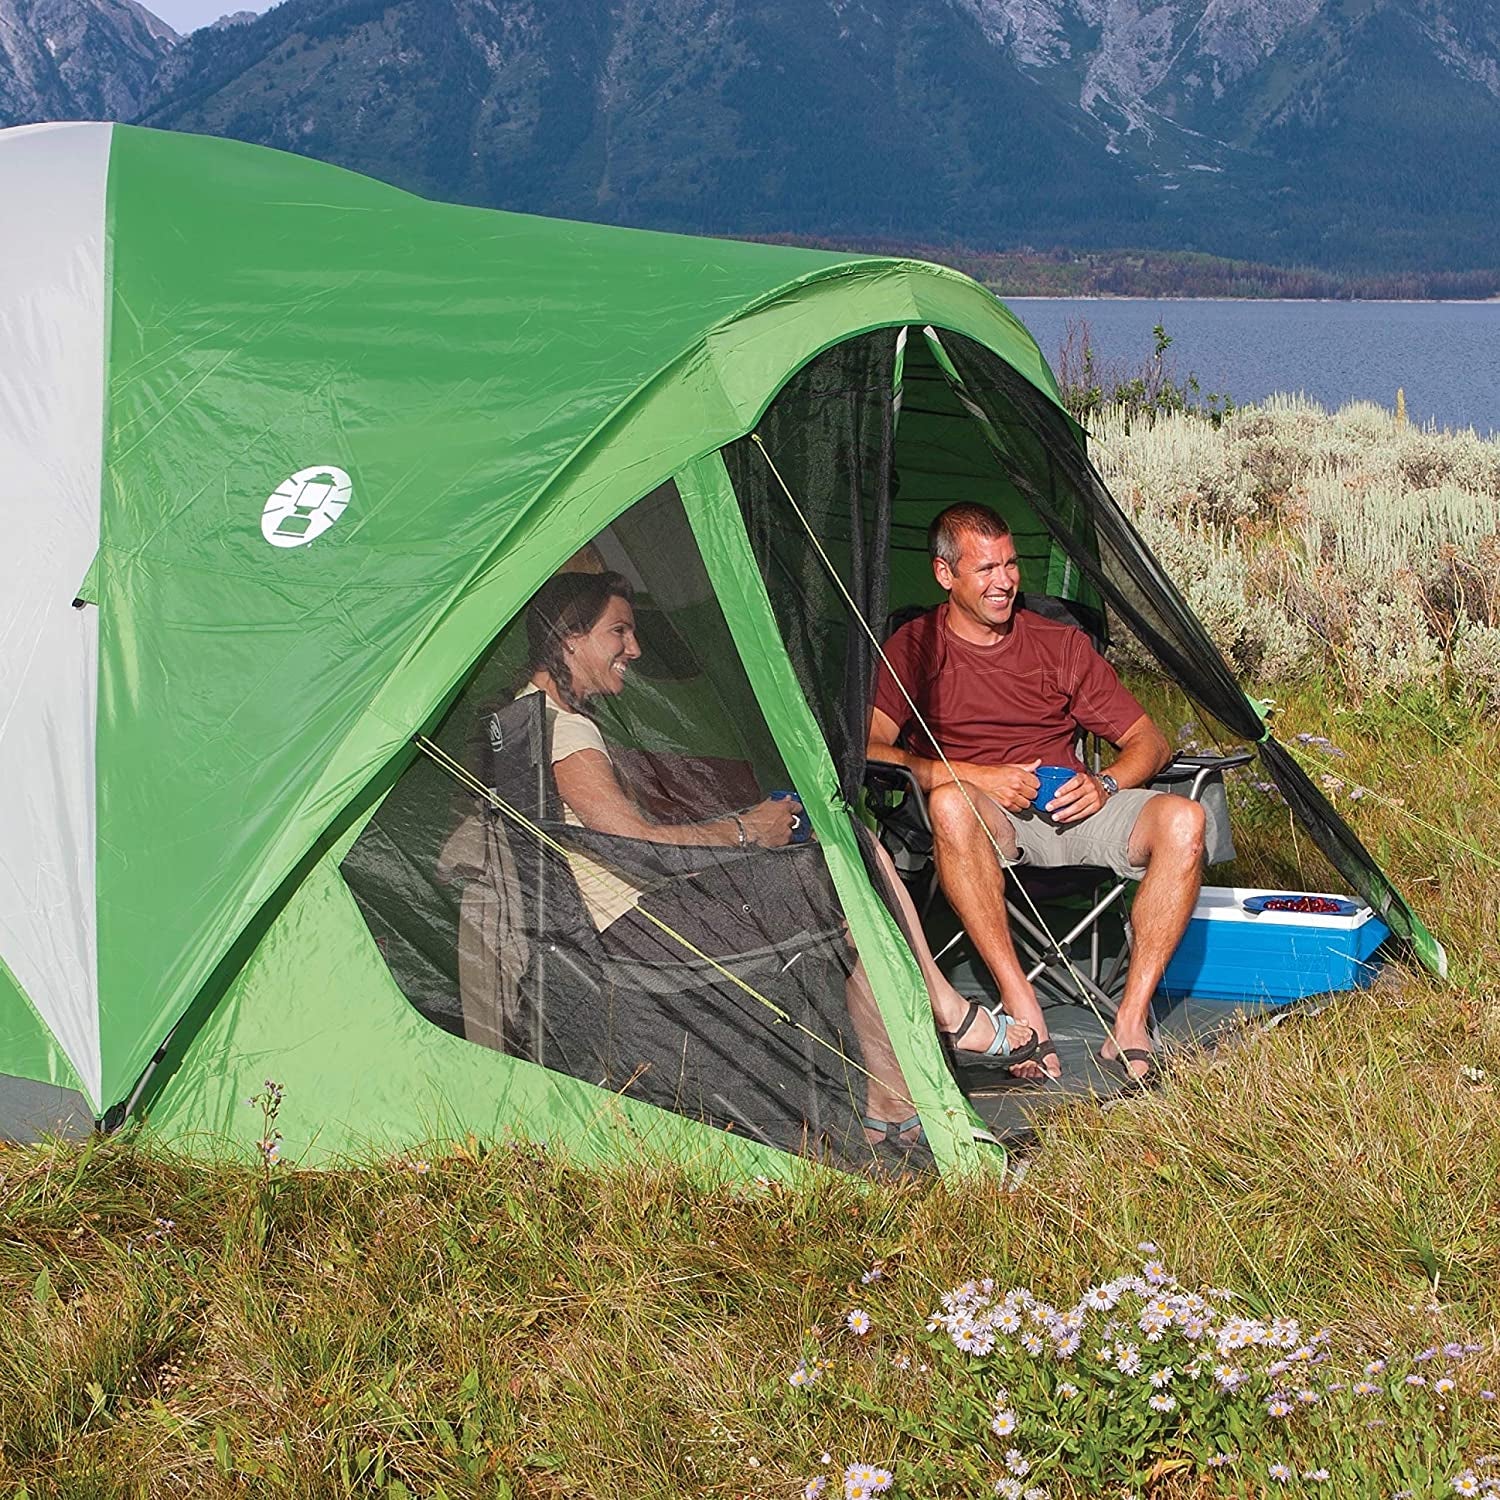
0,122,1443,1177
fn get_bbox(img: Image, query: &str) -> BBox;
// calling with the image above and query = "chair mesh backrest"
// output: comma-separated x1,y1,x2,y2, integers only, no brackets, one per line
478,693,599,952
478,693,555,821
1019,590,1107,651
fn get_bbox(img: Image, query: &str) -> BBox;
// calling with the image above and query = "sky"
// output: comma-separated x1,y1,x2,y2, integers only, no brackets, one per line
146,0,278,36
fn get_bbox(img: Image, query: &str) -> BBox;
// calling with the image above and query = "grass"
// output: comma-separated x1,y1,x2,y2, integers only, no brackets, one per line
4,406,1500,1498
2,963,1496,1497
3,680,1497,1496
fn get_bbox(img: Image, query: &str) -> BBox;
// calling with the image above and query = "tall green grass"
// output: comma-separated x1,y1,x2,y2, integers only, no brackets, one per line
3,947,1496,1499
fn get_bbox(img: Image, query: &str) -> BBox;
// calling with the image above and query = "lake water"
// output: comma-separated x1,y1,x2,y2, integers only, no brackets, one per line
1006,298,1500,436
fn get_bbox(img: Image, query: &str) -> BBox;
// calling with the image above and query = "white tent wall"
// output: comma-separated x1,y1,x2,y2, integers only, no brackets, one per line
0,122,113,1107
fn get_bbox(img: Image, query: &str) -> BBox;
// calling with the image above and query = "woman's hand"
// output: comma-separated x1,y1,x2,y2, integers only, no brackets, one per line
554,746,808,849
740,796,801,847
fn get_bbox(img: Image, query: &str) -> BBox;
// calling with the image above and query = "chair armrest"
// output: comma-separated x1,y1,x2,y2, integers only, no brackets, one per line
1152,750,1253,804
863,760,932,832
552,822,760,883
1160,751,1255,774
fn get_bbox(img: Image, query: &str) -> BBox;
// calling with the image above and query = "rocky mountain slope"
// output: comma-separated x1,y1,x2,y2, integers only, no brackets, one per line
964,0,1500,268
0,0,174,122
5,0,1500,273
134,0,1150,247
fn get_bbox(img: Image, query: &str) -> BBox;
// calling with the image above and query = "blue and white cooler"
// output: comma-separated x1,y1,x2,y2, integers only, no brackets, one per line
1157,887,1391,1005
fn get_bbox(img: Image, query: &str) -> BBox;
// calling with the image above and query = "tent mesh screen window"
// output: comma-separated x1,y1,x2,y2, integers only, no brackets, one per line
341,481,916,1164
723,329,898,805
722,328,1108,801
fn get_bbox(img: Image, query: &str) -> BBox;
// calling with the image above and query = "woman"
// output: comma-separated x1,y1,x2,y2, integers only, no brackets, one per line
518,571,1039,1142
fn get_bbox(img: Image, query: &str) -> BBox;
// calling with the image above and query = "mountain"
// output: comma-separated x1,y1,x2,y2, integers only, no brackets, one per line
0,0,174,122
5,0,1500,274
961,0,1500,268
135,0,1155,247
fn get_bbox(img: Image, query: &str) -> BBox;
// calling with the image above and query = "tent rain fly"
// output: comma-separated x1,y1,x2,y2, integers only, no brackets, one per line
0,122,1443,1173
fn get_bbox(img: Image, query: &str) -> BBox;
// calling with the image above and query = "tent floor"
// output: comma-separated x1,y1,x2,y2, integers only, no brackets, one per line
924,900,1314,1144
959,989,1306,1143
0,1074,95,1145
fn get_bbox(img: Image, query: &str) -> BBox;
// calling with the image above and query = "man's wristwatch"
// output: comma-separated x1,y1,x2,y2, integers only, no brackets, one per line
1098,772,1119,798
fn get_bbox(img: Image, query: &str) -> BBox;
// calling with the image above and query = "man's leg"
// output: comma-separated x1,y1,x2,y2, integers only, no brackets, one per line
869,838,1035,1062
926,780,1059,1079
1104,795,1206,1079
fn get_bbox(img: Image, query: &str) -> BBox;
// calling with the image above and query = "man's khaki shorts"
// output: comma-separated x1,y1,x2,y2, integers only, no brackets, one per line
986,787,1162,882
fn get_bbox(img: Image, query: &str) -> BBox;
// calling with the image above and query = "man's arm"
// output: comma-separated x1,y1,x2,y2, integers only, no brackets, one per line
1047,712,1172,824
867,706,1041,813
1107,713,1173,788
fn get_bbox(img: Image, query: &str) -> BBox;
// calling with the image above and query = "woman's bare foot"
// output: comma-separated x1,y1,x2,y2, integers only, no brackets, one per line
862,1113,925,1149
861,1074,925,1147
992,985,1061,1081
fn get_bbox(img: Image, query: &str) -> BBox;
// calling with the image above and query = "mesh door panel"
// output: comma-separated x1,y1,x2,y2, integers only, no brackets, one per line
341,482,920,1165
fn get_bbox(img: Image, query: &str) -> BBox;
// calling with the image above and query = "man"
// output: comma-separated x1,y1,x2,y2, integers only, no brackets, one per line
866,502,1205,1082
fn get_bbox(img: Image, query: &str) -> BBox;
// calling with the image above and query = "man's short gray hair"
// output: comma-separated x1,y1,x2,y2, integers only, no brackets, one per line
928,503,1012,569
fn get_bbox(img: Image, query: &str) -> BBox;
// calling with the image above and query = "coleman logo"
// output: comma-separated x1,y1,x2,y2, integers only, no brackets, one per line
261,465,352,548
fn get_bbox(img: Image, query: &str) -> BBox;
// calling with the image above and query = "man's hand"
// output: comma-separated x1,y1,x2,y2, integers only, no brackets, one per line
971,760,1042,814
869,706,1043,812
1047,771,1108,824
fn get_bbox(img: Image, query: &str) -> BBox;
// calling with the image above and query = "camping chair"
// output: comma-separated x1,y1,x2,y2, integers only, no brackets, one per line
863,594,1250,1021
468,692,865,1149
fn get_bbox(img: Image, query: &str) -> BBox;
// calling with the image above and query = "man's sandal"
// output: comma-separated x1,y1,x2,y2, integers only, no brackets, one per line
1031,1038,1062,1082
1098,1046,1159,1087
861,1114,927,1150
941,999,1040,1072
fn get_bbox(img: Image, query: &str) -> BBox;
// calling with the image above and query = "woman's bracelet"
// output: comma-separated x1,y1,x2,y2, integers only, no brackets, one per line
730,813,749,848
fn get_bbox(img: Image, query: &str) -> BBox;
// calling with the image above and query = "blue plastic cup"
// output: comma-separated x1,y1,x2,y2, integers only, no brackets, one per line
769,788,810,844
1031,764,1077,814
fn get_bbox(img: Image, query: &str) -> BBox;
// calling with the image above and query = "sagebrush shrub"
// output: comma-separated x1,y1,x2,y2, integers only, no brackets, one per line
1091,398,1500,705
1454,623,1500,708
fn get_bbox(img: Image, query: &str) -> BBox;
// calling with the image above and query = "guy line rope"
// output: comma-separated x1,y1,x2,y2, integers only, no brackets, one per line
410,731,917,1113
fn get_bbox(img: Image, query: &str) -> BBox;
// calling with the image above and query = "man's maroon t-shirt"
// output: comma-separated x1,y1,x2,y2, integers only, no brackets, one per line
872,604,1146,772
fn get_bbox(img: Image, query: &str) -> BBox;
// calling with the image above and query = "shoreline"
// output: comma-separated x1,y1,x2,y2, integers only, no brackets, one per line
1004,299,1500,435
1001,294,1500,306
